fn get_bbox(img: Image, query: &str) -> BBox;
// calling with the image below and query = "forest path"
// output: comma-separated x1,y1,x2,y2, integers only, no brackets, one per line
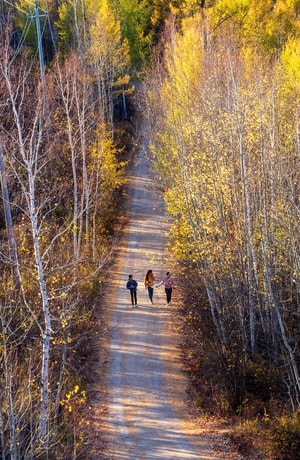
99,128,223,459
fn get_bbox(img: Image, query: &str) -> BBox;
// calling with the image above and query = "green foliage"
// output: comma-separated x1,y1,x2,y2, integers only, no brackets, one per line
56,0,75,52
109,0,154,66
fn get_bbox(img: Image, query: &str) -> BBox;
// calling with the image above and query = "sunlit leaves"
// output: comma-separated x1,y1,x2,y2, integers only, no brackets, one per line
207,0,300,56
60,384,87,413
145,0,300,407
0,4,130,454
281,37,300,94
88,0,130,72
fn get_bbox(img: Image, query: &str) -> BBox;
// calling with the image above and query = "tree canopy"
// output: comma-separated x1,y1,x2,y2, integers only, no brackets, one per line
1,0,300,458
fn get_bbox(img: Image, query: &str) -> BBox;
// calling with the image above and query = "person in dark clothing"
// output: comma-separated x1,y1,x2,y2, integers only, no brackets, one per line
126,274,138,307
156,271,174,305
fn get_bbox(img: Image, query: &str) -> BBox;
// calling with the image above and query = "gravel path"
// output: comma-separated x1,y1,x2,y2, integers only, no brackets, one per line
103,137,221,459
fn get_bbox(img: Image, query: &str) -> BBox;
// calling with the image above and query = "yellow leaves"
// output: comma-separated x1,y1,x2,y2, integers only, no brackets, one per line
88,0,131,71
165,14,204,101
61,317,68,329
114,71,132,90
60,385,87,413
180,0,204,18
208,0,251,29
151,7,160,26
280,37,300,94
51,336,71,345
205,0,300,56
66,385,79,400
90,132,127,191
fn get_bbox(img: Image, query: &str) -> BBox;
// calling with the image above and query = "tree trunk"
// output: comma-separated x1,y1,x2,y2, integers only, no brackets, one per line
0,140,21,291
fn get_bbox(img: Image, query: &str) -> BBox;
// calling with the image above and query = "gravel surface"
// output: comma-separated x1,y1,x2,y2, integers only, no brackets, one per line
102,139,223,459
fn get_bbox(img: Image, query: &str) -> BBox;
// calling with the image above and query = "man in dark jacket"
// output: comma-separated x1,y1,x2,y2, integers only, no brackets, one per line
126,274,138,307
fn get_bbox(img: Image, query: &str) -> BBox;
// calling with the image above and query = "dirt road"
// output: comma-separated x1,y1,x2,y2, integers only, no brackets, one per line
101,135,223,459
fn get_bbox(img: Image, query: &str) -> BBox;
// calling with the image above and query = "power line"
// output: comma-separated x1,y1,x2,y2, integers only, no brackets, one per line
2,0,50,82
2,0,58,82
9,17,32,66
3,0,47,14
2,0,28,14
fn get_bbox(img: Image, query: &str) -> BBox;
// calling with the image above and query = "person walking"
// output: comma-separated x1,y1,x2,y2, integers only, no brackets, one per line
144,269,156,304
126,274,138,307
156,271,174,305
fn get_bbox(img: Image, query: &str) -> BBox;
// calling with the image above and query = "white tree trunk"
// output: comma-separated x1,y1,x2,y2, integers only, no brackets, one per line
0,140,21,290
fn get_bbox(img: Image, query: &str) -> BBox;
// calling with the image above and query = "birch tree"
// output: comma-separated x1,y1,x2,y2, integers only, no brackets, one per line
144,10,300,410
87,0,131,133
0,49,53,444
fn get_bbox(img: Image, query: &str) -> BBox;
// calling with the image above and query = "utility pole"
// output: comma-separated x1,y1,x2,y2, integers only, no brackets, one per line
28,0,47,83
35,0,45,81
31,0,50,115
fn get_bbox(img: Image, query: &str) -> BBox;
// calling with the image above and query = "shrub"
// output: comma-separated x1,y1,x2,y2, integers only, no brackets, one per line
267,413,300,460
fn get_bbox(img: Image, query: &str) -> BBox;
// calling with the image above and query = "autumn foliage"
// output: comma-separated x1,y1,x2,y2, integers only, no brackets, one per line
143,1,300,457
1,0,300,458
0,2,130,457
